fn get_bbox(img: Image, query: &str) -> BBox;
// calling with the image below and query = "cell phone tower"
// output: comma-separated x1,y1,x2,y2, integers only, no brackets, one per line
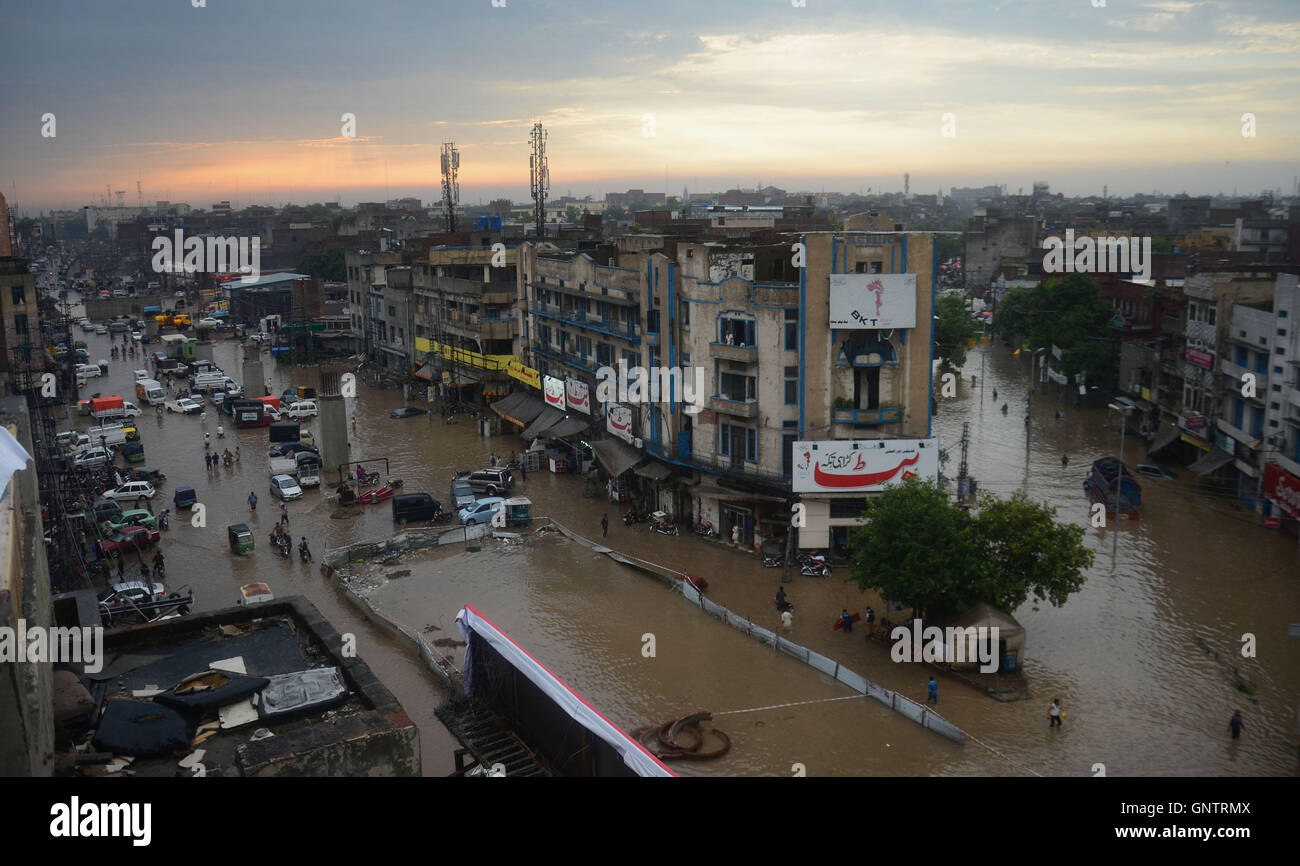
440,142,460,232
529,122,549,240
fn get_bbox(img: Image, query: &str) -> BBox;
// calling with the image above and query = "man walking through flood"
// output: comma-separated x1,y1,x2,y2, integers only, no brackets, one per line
1049,698,1063,728
927,676,938,704
1229,710,1244,740
601,513,609,537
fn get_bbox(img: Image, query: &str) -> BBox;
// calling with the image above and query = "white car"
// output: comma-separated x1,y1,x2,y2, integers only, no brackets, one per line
131,331,143,341
103,481,157,501
285,400,318,420
73,447,110,468
175,291,186,298
133,369,151,381
94,325,108,335
249,332,269,343
75,363,101,378
270,474,303,501
198,317,221,328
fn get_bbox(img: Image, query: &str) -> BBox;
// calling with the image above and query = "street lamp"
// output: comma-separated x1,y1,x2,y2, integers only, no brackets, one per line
1107,401,1133,558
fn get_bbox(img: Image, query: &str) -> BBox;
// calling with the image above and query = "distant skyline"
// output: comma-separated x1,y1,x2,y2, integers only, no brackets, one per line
2,0,1298,213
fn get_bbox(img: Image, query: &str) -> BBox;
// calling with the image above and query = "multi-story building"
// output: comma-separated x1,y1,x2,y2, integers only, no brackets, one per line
514,225,937,556
1,257,44,398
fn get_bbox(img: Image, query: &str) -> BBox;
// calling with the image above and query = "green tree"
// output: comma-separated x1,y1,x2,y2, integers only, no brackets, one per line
846,479,1091,619
845,478,981,620
606,205,628,220
564,205,582,224
991,285,1036,341
933,293,977,368
968,491,1092,611
297,248,347,281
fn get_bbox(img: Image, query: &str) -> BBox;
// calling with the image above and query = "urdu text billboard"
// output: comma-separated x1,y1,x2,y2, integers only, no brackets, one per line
792,438,939,493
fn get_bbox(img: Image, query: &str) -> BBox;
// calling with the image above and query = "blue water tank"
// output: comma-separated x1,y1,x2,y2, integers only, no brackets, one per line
474,215,488,230
489,215,502,230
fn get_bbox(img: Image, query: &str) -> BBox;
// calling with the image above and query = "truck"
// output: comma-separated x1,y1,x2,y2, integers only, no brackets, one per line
268,456,299,477
135,379,166,406
230,399,271,428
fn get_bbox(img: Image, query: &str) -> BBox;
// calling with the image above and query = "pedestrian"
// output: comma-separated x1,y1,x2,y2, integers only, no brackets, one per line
235,446,241,463
780,609,793,631
992,388,997,401
601,513,609,537
840,609,853,633
520,460,527,482
865,606,875,636
1001,403,1008,414
1229,710,1244,740
1061,453,1069,466
490,453,497,467
280,503,289,525
1049,698,1062,727
200,411,207,425
80,530,88,553
927,676,938,705
204,453,211,470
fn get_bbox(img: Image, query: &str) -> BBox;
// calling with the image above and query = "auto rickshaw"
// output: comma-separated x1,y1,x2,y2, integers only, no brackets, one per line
122,441,145,464
173,486,197,510
501,496,533,526
336,482,358,506
228,523,255,555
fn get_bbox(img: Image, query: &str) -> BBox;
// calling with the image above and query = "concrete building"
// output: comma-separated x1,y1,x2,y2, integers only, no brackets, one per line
1,257,44,398
1167,196,1213,234
963,209,1039,288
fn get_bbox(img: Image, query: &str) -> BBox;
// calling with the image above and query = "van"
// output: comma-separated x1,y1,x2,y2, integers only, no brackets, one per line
86,424,128,448
392,493,440,525
135,379,166,405
191,373,227,392
285,400,318,420
268,421,300,443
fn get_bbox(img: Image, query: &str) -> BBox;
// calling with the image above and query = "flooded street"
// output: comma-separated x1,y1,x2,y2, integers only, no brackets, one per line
69,317,1300,776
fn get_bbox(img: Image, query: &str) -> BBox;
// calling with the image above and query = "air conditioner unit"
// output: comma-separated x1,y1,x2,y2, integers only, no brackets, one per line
634,438,643,449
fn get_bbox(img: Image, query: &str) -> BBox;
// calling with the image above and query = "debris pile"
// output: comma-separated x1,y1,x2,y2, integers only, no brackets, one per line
630,711,730,761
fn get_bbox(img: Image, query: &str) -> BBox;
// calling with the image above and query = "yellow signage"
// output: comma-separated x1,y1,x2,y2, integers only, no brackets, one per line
425,340,514,374
415,337,431,353
508,359,541,389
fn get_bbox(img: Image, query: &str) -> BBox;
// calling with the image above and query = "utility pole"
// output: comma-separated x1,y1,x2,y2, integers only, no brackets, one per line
440,142,459,233
529,122,549,241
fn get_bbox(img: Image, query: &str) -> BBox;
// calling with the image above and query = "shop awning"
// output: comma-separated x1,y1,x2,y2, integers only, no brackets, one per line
1147,423,1180,456
592,438,643,478
633,460,673,482
522,408,565,440
414,363,434,381
1189,447,1234,475
691,482,788,503
545,417,589,439
491,393,547,428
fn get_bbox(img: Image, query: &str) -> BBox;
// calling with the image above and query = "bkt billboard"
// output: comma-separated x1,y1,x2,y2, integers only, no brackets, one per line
828,274,917,329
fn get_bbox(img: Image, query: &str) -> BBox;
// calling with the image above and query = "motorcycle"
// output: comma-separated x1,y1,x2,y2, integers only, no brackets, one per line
429,507,452,526
775,599,795,613
762,554,784,568
357,471,381,486
271,532,290,557
694,520,717,538
800,561,831,578
299,544,312,562
158,509,170,531
152,560,166,580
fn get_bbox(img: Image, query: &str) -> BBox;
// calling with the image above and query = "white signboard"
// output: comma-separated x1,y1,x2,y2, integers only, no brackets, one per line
543,375,565,409
792,438,939,493
829,274,917,329
605,402,634,444
566,378,591,415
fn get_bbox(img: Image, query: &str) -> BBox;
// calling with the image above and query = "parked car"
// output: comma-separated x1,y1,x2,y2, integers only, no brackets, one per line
285,400,318,420
75,363,101,378
392,493,440,524
94,325,108,335
390,406,424,419
270,474,303,501
90,499,124,525
449,478,475,510
102,481,157,501
1135,463,1178,480
74,448,112,469
464,467,514,497
459,497,505,526
100,508,157,535
268,442,318,459
198,317,221,328
101,525,161,553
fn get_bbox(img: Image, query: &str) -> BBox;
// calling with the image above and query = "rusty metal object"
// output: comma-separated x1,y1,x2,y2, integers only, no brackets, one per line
633,711,730,761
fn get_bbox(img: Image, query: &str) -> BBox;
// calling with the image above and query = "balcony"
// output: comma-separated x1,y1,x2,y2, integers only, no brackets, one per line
683,450,792,489
708,395,759,419
1216,416,1261,449
529,301,641,341
709,341,758,363
481,318,517,341
1220,358,1266,395
533,345,598,374
832,406,903,425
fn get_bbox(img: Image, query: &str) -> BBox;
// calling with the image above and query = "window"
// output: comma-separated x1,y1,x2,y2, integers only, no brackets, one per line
745,428,757,462
1271,402,1280,411
1273,384,1282,393
1280,309,1289,319
1236,345,1249,366
1276,347,1286,355
784,308,799,350
719,316,755,345
1251,407,1264,438
681,351,690,365
785,380,798,404
13,314,26,334
648,309,660,332
388,306,396,317
597,342,613,366
1275,366,1284,375
1232,399,1244,428
680,301,690,327
1279,329,1288,337
871,262,883,274
10,285,24,306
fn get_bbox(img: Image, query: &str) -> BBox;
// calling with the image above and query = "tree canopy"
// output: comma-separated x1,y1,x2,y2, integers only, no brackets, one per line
297,248,347,282
933,293,977,368
846,478,1092,619
992,273,1117,387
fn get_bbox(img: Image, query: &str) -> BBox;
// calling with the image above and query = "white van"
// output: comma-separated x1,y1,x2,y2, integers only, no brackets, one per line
285,400,318,420
191,373,227,392
85,424,129,448
135,379,166,406
75,363,101,379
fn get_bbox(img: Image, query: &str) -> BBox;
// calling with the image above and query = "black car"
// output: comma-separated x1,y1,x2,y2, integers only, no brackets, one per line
391,406,424,419
268,442,319,458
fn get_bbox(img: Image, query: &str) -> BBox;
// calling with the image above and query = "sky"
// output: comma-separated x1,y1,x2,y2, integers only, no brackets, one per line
2,0,1298,212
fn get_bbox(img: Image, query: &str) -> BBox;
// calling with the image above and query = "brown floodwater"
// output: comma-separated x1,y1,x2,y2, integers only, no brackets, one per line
67,314,1300,776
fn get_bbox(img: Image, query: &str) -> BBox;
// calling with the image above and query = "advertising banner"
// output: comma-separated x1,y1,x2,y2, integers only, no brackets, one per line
1263,463,1300,520
543,375,565,408
606,402,634,444
566,378,591,415
828,274,917,329
508,359,541,389
792,438,939,493
1185,347,1213,369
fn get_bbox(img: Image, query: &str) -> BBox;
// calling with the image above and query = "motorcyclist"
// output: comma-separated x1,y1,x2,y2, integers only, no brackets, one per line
299,536,311,560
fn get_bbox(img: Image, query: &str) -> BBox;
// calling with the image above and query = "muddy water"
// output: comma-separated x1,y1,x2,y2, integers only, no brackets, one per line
69,313,1300,776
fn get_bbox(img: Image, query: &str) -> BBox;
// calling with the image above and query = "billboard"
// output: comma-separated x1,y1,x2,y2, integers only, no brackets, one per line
828,274,917,329
606,402,634,444
543,375,565,408
1263,463,1300,520
566,378,591,415
792,438,939,493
